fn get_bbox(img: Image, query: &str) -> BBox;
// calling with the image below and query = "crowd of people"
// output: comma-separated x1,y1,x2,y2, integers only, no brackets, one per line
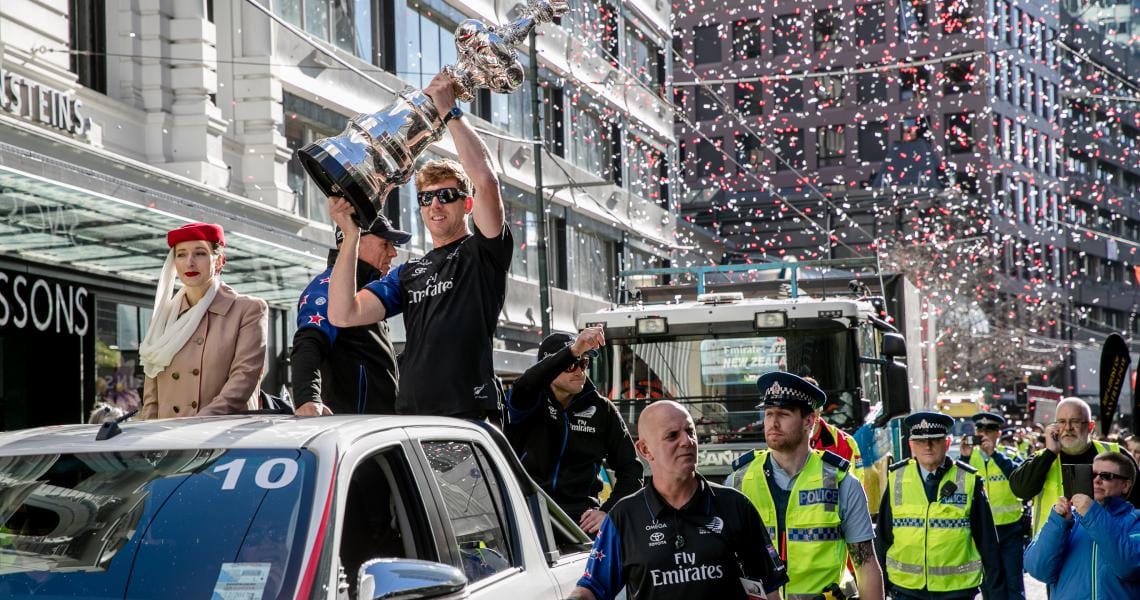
121,70,1140,599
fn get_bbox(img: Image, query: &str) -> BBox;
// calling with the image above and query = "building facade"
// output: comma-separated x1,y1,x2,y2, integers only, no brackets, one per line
0,0,678,429
673,0,1139,406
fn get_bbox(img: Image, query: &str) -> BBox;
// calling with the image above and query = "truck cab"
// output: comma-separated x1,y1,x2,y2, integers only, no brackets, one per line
577,259,914,481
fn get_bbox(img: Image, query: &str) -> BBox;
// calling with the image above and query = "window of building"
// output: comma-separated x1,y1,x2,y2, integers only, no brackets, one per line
625,23,664,89
733,18,763,59
280,0,383,65
624,137,667,204
855,2,886,46
772,79,804,112
813,72,846,108
569,225,616,299
857,70,889,103
566,94,615,180
735,82,763,116
566,0,618,64
69,0,107,93
673,88,687,123
503,187,539,281
899,65,930,101
858,121,889,163
813,9,843,52
736,132,764,170
394,0,475,93
696,137,725,178
543,81,565,158
772,14,805,56
774,128,805,170
695,86,722,121
899,0,929,39
944,112,973,154
817,125,845,167
939,0,971,34
487,54,533,139
942,60,973,94
421,441,514,583
94,299,149,416
284,93,348,223
694,23,723,64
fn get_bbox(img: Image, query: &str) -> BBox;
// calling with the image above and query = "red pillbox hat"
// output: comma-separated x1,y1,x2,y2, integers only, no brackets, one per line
166,223,225,248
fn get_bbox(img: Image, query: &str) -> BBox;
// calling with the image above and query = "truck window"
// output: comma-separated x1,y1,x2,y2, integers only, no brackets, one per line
421,441,514,583
340,447,430,599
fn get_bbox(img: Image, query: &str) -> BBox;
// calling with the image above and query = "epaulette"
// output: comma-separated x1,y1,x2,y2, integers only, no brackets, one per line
954,460,978,474
820,450,850,472
731,449,757,472
888,458,910,472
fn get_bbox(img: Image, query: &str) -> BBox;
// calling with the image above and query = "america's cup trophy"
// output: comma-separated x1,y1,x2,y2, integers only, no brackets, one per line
299,0,568,224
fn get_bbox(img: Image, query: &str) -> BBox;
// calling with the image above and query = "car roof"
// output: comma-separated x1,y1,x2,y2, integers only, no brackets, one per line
0,415,486,456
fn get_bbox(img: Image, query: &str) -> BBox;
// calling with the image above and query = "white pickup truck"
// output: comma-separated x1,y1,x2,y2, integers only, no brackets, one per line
0,415,593,599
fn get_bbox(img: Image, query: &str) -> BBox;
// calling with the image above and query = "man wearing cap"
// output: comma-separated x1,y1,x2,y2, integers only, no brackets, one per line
875,411,1005,600
326,73,512,422
291,215,411,416
726,372,883,600
1008,396,1140,537
504,326,642,534
565,401,788,600
961,412,1025,600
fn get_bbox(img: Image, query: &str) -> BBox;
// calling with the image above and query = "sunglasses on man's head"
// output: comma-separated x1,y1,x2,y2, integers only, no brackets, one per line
1093,470,1131,482
416,187,467,207
565,357,590,373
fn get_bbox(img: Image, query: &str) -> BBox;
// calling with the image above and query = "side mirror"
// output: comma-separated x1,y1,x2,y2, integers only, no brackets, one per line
358,558,467,600
876,358,911,428
881,332,906,358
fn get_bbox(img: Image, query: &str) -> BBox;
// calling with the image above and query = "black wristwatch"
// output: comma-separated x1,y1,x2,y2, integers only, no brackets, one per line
443,106,463,124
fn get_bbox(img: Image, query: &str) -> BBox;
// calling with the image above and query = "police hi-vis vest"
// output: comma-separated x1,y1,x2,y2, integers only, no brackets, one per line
968,450,1022,526
1030,440,1123,536
739,450,848,600
885,460,983,592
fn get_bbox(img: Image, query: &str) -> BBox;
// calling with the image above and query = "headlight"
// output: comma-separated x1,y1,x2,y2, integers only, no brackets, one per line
754,311,787,329
636,317,668,335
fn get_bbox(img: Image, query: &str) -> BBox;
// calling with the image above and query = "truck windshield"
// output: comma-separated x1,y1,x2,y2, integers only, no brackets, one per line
0,448,315,599
593,329,858,444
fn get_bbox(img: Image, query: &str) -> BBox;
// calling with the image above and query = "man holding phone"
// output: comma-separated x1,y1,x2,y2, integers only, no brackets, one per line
1008,396,1140,537
962,412,1025,600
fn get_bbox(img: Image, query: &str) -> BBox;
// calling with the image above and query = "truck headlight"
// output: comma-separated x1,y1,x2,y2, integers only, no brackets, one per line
636,317,668,335
754,311,787,329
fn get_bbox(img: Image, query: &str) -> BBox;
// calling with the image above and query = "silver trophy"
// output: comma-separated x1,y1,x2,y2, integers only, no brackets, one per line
299,0,568,224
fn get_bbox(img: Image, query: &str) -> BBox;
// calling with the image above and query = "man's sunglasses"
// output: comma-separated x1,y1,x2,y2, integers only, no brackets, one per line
416,187,467,207
1093,471,1131,482
565,357,590,373
976,424,1001,432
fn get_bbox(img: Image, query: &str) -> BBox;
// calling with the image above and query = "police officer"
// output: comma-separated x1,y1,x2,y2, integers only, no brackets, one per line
876,411,1005,600
726,372,883,600
566,400,788,600
962,412,1025,600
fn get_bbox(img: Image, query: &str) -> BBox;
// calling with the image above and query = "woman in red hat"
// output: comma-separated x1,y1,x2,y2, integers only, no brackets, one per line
138,222,268,419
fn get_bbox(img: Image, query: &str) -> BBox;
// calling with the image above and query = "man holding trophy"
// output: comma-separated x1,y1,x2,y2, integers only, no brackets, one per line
322,0,567,421
325,71,512,422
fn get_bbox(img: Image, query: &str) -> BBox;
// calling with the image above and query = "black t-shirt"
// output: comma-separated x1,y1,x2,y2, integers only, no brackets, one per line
577,476,788,600
366,225,512,417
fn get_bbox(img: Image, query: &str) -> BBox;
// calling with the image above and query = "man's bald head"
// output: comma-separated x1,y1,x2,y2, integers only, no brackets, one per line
638,400,689,441
1057,397,1092,421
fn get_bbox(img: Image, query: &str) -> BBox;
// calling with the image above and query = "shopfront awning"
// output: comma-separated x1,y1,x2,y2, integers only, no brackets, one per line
0,165,326,308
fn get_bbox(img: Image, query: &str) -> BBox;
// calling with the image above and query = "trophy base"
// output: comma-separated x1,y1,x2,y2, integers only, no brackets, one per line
298,140,381,225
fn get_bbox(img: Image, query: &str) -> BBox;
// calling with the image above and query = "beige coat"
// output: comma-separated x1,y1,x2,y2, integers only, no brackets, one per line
142,283,268,419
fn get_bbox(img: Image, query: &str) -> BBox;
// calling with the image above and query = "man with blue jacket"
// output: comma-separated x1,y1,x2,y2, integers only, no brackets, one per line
1024,451,1140,599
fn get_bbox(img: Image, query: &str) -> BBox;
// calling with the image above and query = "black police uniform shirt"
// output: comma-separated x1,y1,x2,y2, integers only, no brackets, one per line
365,224,512,417
577,476,788,600
292,252,399,414
504,346,642,519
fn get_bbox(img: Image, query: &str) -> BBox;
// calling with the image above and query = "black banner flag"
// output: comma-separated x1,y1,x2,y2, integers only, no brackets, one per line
1099,333,1130,437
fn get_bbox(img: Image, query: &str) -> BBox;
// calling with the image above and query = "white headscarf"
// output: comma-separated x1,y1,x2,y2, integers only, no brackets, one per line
139,249,221,378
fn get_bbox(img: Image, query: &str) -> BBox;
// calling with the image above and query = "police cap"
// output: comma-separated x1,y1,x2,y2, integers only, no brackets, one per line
971,411,1006,429
905,411,953,440
755,372,825,411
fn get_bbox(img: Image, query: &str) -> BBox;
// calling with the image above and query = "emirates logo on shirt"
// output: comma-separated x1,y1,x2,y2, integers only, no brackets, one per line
408,274,454,303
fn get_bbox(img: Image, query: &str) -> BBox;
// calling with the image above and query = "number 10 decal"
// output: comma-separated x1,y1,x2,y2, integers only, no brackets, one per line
213,458,299,490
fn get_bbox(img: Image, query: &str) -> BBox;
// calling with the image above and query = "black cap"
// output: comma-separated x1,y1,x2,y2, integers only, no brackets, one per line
971,412,1006,427
335,214,412,245
538,332,598,361
755,372,826,411
905,411,954,440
